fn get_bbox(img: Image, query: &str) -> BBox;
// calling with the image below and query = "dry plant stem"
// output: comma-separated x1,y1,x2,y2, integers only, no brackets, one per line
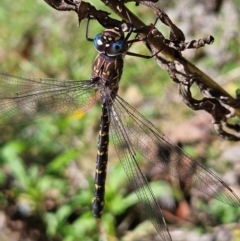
43,0,240,139
187,61,238,107
101,0,240,115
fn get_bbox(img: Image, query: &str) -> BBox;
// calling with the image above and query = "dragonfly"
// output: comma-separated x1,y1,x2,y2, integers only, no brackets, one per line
0,24,240,241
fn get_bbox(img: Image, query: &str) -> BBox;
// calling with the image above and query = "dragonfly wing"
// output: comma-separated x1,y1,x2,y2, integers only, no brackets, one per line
112,94,240,207
0,73,96,124
109,100,172,241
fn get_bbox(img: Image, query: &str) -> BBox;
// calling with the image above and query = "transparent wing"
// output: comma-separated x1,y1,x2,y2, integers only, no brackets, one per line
0,73,96,124
109,93,240,239
109,100,172,241
111,94,240,208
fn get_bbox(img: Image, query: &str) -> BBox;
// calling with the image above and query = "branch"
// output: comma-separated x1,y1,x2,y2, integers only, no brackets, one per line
43,0,240,140
43,0,78,11
100,0,240,140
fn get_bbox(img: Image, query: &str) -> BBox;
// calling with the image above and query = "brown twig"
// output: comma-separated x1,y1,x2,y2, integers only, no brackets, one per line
43,0,240,140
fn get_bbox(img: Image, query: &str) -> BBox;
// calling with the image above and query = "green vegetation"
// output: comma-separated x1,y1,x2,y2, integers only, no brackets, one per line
0,1,240,241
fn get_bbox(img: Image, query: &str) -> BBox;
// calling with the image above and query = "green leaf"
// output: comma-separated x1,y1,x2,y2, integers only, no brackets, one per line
1,141,29,189
46,150,79,173
56,205,72,223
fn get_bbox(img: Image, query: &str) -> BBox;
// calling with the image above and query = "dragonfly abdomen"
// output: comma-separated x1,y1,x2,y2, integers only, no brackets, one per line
92,104,110,218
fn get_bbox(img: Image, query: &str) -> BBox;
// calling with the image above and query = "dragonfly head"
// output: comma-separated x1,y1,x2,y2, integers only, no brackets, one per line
94,27,128,57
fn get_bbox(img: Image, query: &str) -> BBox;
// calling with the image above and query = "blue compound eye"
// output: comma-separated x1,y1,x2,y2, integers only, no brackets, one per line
93,33,128,56
107,40,128,56
93,34,105,53
112,42,123,52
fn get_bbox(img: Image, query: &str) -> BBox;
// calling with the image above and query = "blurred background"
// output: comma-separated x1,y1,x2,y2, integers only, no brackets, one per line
0,0,240,240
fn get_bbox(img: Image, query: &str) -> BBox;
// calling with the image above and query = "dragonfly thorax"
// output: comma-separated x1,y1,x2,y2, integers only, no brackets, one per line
93,27,128,57
91,53,123,91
